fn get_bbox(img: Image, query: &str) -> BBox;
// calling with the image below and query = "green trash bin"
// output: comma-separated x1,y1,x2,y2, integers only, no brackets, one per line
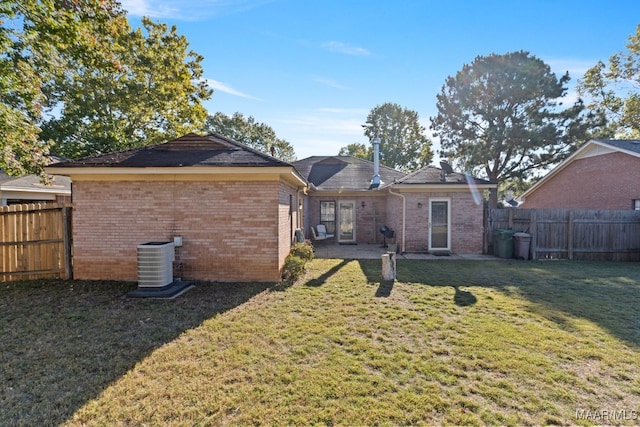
493,229,516,258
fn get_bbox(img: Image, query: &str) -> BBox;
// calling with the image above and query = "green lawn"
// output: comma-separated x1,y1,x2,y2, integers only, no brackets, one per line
1,259,639,426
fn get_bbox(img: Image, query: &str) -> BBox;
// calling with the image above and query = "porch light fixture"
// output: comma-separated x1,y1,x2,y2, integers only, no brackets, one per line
361,201,366,208
417,202,423,208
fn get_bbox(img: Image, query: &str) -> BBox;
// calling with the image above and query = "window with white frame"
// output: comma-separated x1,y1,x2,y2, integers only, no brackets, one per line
634,199,640,210
320,201,336,234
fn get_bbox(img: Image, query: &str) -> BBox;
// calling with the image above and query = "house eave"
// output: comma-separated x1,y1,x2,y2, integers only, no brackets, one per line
390,183,496,192
45,166,307,188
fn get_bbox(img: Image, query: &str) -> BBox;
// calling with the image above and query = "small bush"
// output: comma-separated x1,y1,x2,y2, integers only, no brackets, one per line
282,255,306,282
290,241,314,261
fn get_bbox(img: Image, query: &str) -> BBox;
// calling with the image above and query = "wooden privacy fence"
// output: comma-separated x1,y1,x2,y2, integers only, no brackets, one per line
0,203,72,281
487,208,640,261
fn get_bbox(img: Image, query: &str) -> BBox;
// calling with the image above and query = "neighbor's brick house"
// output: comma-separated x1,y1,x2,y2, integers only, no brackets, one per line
521,139,640,210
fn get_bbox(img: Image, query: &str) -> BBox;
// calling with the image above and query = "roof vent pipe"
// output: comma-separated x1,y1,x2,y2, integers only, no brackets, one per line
371,137,381,188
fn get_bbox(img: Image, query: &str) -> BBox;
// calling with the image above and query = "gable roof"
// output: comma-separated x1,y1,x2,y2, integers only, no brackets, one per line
293,156,405,191
47,133,292,168
521,139,640,200
389,165,493,187
1,157,71,201
594,139,640,155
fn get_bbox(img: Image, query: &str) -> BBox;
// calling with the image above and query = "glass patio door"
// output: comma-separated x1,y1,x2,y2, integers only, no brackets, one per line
338,201,356,243
429,198,450,251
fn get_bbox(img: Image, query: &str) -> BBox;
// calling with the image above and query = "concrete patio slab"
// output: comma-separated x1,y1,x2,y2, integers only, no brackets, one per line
312,242,497,261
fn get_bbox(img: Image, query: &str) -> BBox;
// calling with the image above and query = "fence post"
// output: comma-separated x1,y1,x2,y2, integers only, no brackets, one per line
568,210,574,260
62,206,73,280
530,210,537,260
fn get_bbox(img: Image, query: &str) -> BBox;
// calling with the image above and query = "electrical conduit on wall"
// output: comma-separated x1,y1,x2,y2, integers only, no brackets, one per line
388,188,406,253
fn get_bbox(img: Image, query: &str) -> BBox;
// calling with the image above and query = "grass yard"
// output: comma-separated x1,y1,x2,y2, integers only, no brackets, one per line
1,259,639,426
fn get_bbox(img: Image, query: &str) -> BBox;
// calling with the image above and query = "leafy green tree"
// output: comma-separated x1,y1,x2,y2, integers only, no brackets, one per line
42,17,212,158
338,143,371,159
578,25,640,138
431,51,600,207
355,103,433,172
0,1,106,175
203,112,296,162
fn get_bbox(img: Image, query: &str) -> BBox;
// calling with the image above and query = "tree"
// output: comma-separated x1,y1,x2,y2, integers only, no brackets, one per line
352,103,433,172
578,24,640,138
0,1,118,175
338,143,371,160
203,112,296,162
431,51,599,207
42,16,212,158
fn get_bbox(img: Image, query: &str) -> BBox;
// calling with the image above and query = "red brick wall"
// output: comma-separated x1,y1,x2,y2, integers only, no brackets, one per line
72,179,286,282
306,190,484,253
524,152,640,209
306,195,388,243
278,183,299,269
386,191,484,253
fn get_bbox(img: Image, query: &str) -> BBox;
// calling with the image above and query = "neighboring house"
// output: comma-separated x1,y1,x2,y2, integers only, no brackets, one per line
46,133,307,283
293,139,495,254
0,171,70,206
521,139,640,210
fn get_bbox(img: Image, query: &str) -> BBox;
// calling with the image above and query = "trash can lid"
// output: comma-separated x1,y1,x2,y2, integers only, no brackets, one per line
514,232,530,237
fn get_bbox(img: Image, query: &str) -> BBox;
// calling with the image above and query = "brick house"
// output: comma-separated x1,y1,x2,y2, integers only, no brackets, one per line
47,133,306,283
1,156,71,206
520,139,640,210
293,138,495,254
48,133,495,284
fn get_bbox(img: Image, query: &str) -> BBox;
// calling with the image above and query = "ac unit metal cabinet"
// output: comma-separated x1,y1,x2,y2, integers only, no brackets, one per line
137,242,174,287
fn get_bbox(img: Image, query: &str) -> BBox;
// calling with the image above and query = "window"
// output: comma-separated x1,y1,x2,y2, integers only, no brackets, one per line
634,199,640,210
320,201,336,234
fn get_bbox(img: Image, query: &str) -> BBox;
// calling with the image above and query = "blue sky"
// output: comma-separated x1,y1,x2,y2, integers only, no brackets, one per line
120,0,640,161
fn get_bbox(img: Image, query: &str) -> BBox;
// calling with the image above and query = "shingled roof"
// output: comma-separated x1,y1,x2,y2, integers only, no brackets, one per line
293,156,405,191
391,165,493,186
47,133,292,168
592,139,640,155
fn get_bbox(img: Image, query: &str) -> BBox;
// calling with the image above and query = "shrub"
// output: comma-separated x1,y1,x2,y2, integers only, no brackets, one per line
282,255,306,282
290,241,314,261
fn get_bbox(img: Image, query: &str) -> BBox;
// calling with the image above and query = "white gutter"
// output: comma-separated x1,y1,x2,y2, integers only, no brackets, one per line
388,187,406,254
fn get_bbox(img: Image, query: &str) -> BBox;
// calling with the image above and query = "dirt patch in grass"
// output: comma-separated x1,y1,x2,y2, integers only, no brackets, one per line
1,260,639,426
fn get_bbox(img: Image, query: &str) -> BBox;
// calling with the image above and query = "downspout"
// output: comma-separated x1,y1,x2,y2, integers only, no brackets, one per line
388,187,406,254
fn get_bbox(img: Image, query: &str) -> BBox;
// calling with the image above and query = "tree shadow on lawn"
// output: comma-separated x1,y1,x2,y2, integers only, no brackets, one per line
357,259,640,347
0,279,272,427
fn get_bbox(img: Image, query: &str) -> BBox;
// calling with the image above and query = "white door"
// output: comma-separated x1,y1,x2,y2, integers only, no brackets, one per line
338,201,356,243
429,198,450,251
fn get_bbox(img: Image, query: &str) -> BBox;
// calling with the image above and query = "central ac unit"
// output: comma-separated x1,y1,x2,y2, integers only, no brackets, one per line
137,242,174,287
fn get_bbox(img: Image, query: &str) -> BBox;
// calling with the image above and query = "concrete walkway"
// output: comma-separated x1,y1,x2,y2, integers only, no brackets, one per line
312,242,497,260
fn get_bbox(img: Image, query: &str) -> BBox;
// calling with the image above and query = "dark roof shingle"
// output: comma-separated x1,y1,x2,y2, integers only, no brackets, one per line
593,139,640,155
293,156,405,191
392,166,492,185
47,133,291,168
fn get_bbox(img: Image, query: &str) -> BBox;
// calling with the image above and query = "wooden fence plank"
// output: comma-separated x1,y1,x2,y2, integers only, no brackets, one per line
487,208,640,261
0,203,72,282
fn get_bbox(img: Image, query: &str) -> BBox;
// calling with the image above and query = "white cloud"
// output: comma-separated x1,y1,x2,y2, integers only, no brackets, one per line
279,116,364,136
317,107,369,115
321,41,371,56
205,79,261,100
313,76,350,91
543,57,595,79
119,0,176,18
120,0,272,20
